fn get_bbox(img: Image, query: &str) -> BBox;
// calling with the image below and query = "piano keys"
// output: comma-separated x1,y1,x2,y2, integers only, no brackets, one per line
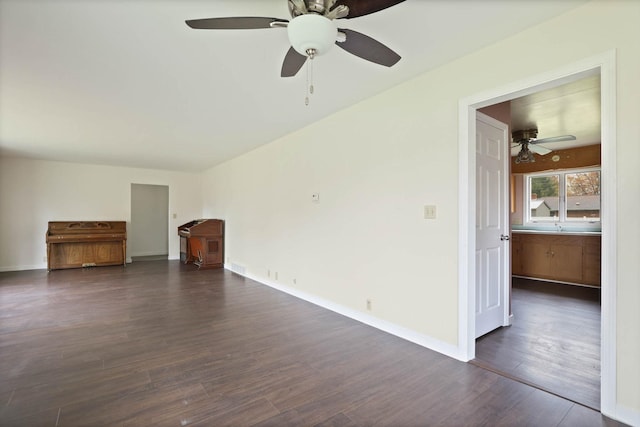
178,219,224,269
46,221,127,271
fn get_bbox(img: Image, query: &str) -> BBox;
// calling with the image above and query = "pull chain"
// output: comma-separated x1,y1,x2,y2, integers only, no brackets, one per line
305,49,316,106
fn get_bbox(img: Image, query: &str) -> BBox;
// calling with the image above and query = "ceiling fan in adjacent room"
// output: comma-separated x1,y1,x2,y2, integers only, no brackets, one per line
511,129,576,164
185,0,405,79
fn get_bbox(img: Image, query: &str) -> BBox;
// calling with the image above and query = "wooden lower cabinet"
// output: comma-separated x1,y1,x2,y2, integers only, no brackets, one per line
511,234,523,276
583,237,602,286
512,232,601,286
520,239,551,279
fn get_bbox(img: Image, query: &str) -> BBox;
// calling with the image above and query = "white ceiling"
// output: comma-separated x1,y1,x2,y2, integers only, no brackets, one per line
0,0,590,172
509,74,601,156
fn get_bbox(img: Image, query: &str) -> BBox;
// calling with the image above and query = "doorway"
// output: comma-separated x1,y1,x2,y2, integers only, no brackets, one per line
130,184,169,261
474,75,603,409
458,51,616,415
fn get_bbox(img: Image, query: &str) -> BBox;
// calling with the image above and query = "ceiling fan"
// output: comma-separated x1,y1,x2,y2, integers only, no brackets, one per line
185,0,405,78
512,129,576,164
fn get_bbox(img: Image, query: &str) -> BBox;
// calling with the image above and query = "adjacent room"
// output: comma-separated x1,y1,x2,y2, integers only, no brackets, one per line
1,0,638,426
474,75,603,411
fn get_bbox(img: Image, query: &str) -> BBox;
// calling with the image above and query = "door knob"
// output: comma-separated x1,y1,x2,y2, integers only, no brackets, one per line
500,234,510,241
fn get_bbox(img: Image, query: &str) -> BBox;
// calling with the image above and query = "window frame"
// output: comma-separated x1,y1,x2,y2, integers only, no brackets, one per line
524,167,601,230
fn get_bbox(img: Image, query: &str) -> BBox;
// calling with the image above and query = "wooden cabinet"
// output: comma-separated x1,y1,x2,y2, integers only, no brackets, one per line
521,234,583,283
583,236,602,286
511,234,523,276
521,238,552,279
512,232,600,286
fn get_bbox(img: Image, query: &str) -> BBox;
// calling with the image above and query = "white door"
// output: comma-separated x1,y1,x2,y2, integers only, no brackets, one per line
475,112,510,338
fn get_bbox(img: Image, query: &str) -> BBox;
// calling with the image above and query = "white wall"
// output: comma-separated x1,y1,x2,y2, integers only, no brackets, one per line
0,157,202,270
202,0,639,420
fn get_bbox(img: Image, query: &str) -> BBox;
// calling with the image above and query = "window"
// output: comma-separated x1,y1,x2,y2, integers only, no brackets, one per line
526,168,600,226
529,174,559,220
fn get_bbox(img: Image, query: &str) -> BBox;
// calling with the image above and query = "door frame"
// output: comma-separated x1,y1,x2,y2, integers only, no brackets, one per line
457,51,616,416
130,183,170,260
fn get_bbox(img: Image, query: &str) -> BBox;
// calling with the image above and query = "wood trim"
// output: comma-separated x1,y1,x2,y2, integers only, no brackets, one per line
510,175,516,213
511,144,601,174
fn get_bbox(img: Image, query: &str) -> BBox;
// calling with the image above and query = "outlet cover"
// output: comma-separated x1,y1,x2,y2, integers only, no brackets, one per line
424,205,437,219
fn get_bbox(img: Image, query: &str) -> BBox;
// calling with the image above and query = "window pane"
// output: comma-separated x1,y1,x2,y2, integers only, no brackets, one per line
566,171,601,220
529,175,559,220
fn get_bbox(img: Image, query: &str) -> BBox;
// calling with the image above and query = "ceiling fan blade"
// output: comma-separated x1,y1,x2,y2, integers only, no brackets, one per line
186,17,288,30
281,47,307,77
336,29,400,67
336,0,406,19
528,144,553,155
532,135,577,144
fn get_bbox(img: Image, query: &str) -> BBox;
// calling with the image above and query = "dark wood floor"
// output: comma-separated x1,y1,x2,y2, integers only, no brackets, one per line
0,261,623,426
474,278,601,410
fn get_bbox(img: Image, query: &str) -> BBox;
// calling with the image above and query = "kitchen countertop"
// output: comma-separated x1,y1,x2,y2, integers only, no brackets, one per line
511,229,601,236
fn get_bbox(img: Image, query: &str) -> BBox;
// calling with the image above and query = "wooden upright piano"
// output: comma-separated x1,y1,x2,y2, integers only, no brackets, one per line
46,221,127,271
178,219,224,269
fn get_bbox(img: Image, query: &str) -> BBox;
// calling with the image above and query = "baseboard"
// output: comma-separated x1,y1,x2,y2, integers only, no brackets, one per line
129,252,168,257
226,264,465,362
130,255,168,262
0,264,46,272
2,261,133,271
611,403,640,427
2,257,177,271
512,275,601,289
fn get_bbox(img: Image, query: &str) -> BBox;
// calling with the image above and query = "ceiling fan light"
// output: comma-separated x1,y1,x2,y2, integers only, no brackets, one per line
515,145,536,164
287,14,337,57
